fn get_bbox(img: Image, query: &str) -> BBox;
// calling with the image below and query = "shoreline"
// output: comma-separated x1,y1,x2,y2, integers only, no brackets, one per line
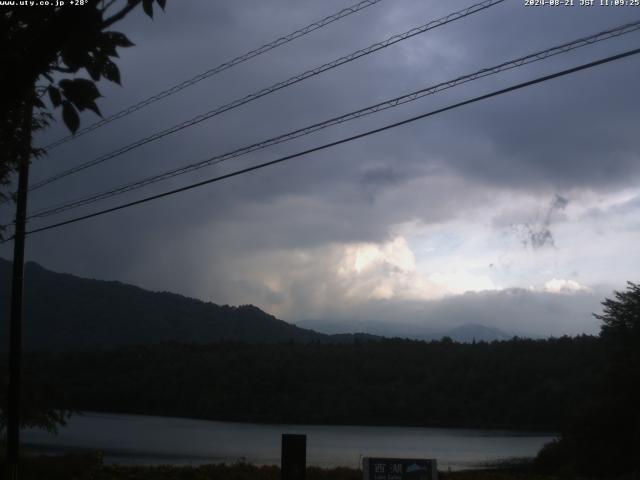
9,451,546,480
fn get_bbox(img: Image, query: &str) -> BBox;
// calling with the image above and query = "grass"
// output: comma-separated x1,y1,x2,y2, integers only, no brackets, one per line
0,452,561,480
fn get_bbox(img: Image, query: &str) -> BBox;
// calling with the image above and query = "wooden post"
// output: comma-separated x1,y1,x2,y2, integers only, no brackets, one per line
281,434,306,480
6,98,33,480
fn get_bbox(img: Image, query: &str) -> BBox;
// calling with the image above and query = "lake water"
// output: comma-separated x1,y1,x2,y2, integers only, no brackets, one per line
22,412,556,470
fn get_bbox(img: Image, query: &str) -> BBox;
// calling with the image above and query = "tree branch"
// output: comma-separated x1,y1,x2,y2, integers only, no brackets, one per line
103,1,139,28
101,0,120,14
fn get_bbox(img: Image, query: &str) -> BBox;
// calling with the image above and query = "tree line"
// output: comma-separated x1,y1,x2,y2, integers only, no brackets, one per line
2,335,603,431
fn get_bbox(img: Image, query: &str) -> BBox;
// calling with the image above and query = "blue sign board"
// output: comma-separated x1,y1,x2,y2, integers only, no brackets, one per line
363,457,437,480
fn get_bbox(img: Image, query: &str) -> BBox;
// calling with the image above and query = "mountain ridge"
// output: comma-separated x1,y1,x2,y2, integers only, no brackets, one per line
296,318,518,342
0,258,376,350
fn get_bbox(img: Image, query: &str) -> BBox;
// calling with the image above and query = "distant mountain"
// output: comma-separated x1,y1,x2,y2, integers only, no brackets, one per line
0,259,373,351
444,323,513,342
296,318,397,336
297,318,516,343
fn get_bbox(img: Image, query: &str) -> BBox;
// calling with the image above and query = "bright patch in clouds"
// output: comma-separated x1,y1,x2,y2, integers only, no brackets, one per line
542,278,590,294
337,236,499,301
346,237,415,274
337,236,439,301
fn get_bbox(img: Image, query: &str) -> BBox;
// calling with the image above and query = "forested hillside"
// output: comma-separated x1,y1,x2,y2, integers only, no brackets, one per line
10,336,603,430
0,259,372,349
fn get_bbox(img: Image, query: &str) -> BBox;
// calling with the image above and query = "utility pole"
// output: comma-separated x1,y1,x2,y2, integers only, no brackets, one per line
6,98,34,480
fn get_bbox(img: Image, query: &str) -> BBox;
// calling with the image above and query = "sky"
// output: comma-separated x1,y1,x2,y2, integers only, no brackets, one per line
2,0,640,337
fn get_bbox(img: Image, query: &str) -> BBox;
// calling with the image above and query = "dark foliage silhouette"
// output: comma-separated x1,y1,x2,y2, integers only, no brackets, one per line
0,0,166,207
536,282,640,476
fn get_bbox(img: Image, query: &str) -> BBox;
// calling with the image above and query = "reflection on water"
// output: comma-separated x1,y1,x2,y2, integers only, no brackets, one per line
23,412,556,470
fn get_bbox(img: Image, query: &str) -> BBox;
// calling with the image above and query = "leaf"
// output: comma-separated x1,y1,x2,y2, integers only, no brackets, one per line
60,78,101,104
31,147,47,159
102,59,121,85
85,56,101,81
48,86,61,107
85,100,102,117
98,33,119,58
142,0,153,18
59,79,72,88
104,31,135,48
62,101,79,134
156,0,166,9
59,79,103,118
60,47,84,72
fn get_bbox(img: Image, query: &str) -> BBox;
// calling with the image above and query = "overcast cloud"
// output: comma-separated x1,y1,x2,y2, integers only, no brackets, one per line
2,0,639,336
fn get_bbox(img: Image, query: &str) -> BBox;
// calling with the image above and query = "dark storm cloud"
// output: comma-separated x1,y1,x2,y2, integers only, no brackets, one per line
361,166,404,189
27,0,640,218
360,165,409,202
2,0,639,330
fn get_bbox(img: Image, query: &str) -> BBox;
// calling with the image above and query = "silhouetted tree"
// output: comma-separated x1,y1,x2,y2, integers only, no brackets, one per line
537,282,640,476
0,0,166,207
592,282,640,475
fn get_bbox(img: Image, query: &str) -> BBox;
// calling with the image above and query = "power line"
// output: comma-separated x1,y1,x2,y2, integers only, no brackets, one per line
0,235,14,244
27,20,640,220
29,0,506,191
41,0,387,151
23,47,640,237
